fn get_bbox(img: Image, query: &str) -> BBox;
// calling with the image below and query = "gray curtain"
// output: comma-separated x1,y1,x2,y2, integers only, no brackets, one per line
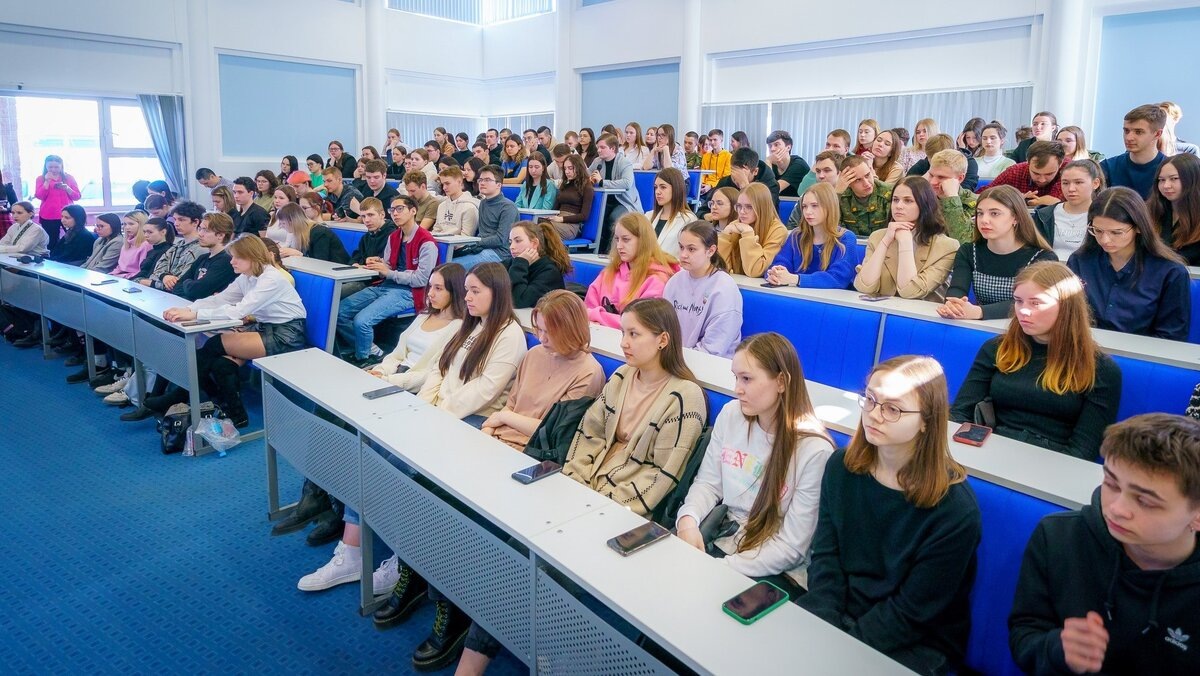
771,86,1034,164
700,103,768,153
488,113,555,136
137,94,188,199
386,111,481,150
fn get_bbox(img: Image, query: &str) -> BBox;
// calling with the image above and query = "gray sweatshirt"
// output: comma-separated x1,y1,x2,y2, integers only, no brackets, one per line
476,193,518,259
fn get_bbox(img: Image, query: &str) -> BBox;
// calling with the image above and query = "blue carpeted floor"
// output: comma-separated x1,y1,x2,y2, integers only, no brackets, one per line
0,341,524,675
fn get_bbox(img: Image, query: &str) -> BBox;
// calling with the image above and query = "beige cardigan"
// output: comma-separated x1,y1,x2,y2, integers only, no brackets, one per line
717,219,788,277
563,365,707,516
853,229,960,302
375,315,462,391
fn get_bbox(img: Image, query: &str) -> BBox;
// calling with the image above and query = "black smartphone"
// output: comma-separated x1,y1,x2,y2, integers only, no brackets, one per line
953,422,992,447
722,581,790,625
362,385,404,400
331,265,357,271
858,294,889,302
511,460,562,484
122,287,142,294
760,281,783,288
180,319,210,327
90,279,119,286
606,522,671,557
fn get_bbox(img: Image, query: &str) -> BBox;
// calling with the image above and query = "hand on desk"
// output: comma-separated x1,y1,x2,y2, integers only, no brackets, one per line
936,296,983,320
364,260,391,275
676,515,704,551
766,265,799,287
163,307,197,323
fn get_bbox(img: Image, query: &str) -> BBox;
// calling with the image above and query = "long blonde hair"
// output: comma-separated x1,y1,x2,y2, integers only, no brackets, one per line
793,183,844,272
603,212,676,306
913,118,939,151
122,210,148,249
276,202,314,253
740,182,782,243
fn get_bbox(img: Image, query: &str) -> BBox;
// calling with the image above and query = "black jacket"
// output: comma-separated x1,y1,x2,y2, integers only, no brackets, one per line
134,241,171,281
505,256,565,308
348,222,396,265
1009,487,1200,675
697,160,780,217
49,224,96,266
174,249,235,301
231,203,270,236
305,225,350,264
329,155,357,179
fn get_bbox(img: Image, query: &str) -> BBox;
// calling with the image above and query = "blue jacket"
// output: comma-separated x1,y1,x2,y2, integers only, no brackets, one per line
769,229,862,289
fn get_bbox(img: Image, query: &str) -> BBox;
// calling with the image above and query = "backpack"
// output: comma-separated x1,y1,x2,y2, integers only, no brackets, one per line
523,397,595,465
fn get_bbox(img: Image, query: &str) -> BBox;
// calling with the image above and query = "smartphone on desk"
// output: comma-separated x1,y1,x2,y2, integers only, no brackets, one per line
180,320,210,327
858,294,888,302
606,522,670,557
511,460,561,484
331,265,357,271
122,287,142,294
363,385,404,400
90,279,118,286
722,581,790,625
760,282,784,288
953,422,992,447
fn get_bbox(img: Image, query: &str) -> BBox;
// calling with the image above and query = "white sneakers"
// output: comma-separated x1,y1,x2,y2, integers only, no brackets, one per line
297,546,402,594
372,554,400,595
103,391,130,406
298,542,362,591
95,372,131,395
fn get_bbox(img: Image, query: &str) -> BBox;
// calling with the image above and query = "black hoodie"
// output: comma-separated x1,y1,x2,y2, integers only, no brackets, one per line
1009,486,1200,675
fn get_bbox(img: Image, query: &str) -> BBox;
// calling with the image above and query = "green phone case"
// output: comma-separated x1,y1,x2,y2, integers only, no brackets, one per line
721,580,789,625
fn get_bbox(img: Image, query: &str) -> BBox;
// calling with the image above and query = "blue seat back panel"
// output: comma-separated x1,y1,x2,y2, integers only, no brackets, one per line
1111,354,1196,420
878,316,992,399
1189,278,1200,344
634,171,657,213
333,229,364,257
290,270,336,350
777,199,797,225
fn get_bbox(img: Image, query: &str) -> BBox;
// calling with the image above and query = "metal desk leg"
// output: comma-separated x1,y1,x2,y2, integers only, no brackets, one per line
40,314,51,359
359,519,381,616
84,334,98,381
186,334,208,455
262,373,294,520
326,281,344,354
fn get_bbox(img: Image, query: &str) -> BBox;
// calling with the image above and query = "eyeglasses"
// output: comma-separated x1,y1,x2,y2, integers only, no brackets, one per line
733,203,754,211
477,177,498,184
1087,226,1133,239
858,392,921,422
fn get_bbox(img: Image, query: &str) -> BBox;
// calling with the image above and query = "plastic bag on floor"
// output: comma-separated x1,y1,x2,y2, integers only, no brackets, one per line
193,415,241,455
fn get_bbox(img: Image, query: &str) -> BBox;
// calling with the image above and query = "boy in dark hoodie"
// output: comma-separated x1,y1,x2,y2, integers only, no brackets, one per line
1009,413,1200,675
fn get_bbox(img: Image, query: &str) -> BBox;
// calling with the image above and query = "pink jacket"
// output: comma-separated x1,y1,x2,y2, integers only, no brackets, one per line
34,174,81,220
112,241,152,279
585,261,674,328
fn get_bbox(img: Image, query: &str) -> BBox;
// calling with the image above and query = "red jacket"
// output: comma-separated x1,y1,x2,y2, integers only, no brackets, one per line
384,225,437,312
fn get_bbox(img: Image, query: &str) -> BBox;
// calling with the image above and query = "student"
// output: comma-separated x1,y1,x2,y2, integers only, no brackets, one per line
624,123,652,168
950,261,1121,459
853,119,879,156
387,145,408,180
409,149,440,193
172,211,237,302
111,211,152,279
1160,101,1200,156
588,133,643,253
543,153,593,241
455,164,517,270
767,183,861,289
1012,111,1059,163
576,127,598,167
505,220,568,308
253,171,279,211
646,124,686,171
1009,413,1200,675
0,202,50,256
265,185,301,244
899,118,938,173
82,213,123,273
1068,187,1191,341
863,129,904,186
647,167,695,253
327,140,358,179
800,355,981,675
546,143,570,185
837,155,893,236
356,159,400,214
677,332,833,591
703,185,739,232
826,129,852,156
925,149,980,243
563,130,579,154
163,235,306,427
767,130,811,198
499,136,528,185
368,262,466,388
1147,153,1200,264
34,154,81,248
195,167,234,192
140,201,204,291
565,296,706,512
1056,125,1104,163
661,219,744,356
683,130,702,169
957,117,985,156
1101,104,1168,199
720,182,788,277
1034,159,1105,262
422,141,443,167
230,177,270,236
976,122,1017,179
451,134,472,166
336,195,438,365
854,176,961,301
321,167,363,221
48,204,96,266
698,147,780,218
790,150,846,208
906,133,980,192
304,155,327,193
462,156,485,197
279,155,300,182
402,170,441,231
700,129,732,195
274,203,350,264
514,153,557,210
990,140,1066,206
433,166,480,236
585,212,675,328
130,217,174,284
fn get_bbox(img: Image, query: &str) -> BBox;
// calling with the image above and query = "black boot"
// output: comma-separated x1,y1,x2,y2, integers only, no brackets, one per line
411,600,471,671
373,563,429,629
270,479,331,536
12,325,42,348
210,358,249,428
144,386,188,414
305,500,345,547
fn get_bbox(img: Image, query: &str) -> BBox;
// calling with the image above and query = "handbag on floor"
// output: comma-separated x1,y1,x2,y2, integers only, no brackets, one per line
158,402,215,455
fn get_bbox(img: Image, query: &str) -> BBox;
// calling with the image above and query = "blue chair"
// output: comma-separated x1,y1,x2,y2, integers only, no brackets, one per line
1190,277,1200,345
386,180,400,190
332,228,365,256
975,178,993,192
501,185,520,201
290,270,337,351
1111,355,1197,420
563,258,604,287
562,192,606,254
634,171,657,213
686,169,704,202
777,198,797,226
876,316,992,400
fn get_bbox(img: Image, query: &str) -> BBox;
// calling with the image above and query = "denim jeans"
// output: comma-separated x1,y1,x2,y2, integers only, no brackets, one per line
336,284,415,359
451,248,502,271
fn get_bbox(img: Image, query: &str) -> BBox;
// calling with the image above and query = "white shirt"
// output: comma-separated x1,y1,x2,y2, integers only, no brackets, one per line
1052,204,1089,262
191,265,306,323
0,220,50,256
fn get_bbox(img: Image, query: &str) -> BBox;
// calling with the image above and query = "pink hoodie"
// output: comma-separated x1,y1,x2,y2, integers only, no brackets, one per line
584,261,674,328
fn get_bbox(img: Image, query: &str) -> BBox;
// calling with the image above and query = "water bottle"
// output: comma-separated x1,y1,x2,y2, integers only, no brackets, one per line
183,425,195,456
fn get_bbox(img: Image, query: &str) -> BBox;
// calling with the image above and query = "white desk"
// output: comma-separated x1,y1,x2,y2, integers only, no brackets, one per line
433,234,481,263
282,257,376,353
517,208,560,220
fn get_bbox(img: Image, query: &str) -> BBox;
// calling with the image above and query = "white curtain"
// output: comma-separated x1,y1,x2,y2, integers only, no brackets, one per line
770,86,1034,163
385,112,481,150
700,103,768,153
137,94,188,198
488,113,555,136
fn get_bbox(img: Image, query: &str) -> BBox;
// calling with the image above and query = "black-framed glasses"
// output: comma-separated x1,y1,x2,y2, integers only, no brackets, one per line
858,393,921,422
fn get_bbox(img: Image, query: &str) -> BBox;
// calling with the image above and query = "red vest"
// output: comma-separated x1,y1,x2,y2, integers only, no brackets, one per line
385,225,438,312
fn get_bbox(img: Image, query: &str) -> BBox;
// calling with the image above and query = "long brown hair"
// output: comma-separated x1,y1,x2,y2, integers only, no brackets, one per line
844,355,966,509
740,182,782,243
438,262,518,382
873,129,902,181
708,186,740,228
1082,187,1186,278
516,220,573,275
531,289,591,356
794,182,845,272
602,212,677,306
734,333,830,552
650,167,692,223
975,184,1053,250
427,262,467,318
1147,153,1200,249
893,176,947,246
996,262,1098,394
622,298,698,384
276,202,313,252
562,154,589,194
679,220,725,272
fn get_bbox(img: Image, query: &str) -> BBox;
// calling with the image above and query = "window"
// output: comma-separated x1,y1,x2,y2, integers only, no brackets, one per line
0,95,162,210
387,0,554,25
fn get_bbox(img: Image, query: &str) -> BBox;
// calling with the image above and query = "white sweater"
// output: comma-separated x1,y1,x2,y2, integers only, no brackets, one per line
677,399,833,581
376,315,462,391
191,265,306,323
0,220,50,256
417,319,527,419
